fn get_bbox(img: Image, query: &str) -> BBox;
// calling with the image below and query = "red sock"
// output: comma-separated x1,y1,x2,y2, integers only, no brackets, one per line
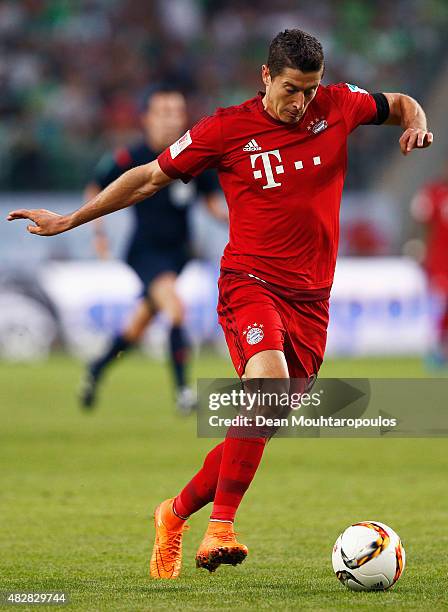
173,441,225,518
210,436,267,523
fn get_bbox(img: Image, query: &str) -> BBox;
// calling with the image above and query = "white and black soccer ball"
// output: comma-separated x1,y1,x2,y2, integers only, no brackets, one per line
332,521,405,591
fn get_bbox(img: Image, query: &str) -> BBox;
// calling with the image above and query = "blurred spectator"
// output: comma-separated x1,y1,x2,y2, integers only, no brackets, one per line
344,220,388,256
410,160,448,365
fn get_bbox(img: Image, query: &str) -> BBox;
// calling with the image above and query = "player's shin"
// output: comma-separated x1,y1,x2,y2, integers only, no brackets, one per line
173,441,225,518
209,376,293,522
210,435,267,522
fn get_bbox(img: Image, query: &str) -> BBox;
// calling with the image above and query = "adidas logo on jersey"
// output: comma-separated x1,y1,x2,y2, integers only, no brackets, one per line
243,139,262,151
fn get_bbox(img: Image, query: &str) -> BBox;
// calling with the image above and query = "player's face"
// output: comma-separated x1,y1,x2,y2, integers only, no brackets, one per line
262,65,323,124
142,92,188,150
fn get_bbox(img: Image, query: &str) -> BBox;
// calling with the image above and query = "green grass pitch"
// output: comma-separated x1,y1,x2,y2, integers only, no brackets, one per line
1,353,447,610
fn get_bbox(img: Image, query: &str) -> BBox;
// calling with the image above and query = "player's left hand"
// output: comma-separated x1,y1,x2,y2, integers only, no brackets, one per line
399,128,433,155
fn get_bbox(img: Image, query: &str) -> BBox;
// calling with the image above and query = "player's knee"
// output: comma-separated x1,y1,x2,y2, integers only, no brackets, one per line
123,319,146,343
149,278,184,325
160,298,184,326
123,328,140,343
171,300,185,326
244,349,289,379
122,301,152,342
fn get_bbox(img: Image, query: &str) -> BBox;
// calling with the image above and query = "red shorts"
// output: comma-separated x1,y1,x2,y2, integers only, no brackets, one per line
217,270,330,379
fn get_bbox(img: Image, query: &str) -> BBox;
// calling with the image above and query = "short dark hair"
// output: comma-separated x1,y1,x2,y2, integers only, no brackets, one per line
139,82,185,112
267,29,324,78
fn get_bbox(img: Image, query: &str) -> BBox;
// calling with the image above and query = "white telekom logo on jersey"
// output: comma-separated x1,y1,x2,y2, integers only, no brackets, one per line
250,149,322,189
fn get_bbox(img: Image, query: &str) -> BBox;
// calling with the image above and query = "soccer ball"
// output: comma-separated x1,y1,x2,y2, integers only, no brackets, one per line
332,521,405,591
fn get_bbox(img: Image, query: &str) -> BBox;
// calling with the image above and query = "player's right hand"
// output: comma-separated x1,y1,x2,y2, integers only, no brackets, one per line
7,208,70,236
399,127,433,155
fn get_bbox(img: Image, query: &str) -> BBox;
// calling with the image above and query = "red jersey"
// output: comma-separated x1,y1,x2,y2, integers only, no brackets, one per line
411,179,448,287
158,83,380,290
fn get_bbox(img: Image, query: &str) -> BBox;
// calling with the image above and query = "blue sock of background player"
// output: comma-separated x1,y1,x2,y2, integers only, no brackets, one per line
169,324,197,414
169,324,189,389
90,334,131,380
80,325,195,412
79,334,132,409
92,325,189,388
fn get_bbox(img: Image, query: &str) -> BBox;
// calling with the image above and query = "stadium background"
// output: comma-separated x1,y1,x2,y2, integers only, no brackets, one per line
1,0,448,361
1,2,448,610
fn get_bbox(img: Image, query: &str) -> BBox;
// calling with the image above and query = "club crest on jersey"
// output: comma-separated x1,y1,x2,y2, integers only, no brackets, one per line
307,117,328,134
170,130,192,159
243,139,262,152
243,322,264,345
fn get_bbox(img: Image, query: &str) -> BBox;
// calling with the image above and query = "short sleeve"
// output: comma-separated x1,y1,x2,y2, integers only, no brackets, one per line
158,114,223,184
93,148,133,189
410,186,434,223
327,83,379,134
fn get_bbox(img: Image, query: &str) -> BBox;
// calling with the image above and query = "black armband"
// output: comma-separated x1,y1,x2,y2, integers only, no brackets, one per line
371,93,389,125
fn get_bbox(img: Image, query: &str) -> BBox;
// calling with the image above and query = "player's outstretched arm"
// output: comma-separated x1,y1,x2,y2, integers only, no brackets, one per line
382,92,434,156
7,160,173,236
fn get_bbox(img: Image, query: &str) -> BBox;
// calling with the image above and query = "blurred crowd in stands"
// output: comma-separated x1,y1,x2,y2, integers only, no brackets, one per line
1,0,447,190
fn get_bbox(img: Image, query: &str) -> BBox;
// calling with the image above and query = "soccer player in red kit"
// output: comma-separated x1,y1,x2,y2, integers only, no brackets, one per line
8,30,433,578
411,161,448,365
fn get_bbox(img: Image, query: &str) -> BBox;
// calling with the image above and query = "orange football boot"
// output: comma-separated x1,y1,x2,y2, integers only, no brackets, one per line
195,521,248,572
150,498,188,579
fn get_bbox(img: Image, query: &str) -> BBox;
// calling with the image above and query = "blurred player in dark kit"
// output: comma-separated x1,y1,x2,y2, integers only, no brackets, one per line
80,85,225,414
9,30,433,578
411,160,448,366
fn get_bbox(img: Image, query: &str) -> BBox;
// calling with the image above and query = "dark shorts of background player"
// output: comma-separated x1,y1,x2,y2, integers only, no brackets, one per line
217,269,330,380
125,243,190,300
